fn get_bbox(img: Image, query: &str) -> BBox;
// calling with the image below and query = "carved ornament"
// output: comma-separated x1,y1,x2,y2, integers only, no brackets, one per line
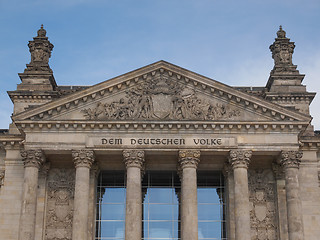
228,150,252,169
0,169,5,187
72,150,95,168
45,169,75,240
20,149,46,169
249,169,277,240
82,74,240,121
279,150,302,169
123,150,145,169
178,150,200,169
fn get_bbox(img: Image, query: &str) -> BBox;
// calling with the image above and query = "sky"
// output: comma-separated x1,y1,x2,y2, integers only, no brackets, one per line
0,0,319,129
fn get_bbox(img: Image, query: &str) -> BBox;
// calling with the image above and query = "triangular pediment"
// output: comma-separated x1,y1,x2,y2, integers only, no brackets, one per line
13,61,311,125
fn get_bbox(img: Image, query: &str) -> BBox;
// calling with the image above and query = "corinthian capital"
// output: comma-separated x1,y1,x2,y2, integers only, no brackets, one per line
228,150,252,169
72,150,95,168
279,150,302,169
123,150,145,169
21,149,46,169
178,150,200,169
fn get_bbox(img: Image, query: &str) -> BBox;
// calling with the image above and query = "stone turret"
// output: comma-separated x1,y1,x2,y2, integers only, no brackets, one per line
265,26,315,116
8,25,59,116
7,25,60,134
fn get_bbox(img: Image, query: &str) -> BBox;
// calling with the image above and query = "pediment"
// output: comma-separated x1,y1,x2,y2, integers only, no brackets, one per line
13,61,311,125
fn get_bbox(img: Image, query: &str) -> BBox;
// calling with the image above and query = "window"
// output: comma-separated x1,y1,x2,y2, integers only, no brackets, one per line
96,171,126,240
198,172,226,240
142,171,181,240
96,171,226,240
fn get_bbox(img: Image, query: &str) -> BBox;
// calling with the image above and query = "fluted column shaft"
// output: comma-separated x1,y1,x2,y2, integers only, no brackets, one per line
123,150,145,240
228,150,252,240
179,150,200,240
72,150,95,240
19,149,46,240
279,151,304,240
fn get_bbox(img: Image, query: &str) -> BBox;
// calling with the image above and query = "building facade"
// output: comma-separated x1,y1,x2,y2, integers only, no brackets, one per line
0,26,319,240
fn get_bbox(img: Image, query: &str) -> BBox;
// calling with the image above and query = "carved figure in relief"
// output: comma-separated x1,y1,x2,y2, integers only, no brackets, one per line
82,73,241,121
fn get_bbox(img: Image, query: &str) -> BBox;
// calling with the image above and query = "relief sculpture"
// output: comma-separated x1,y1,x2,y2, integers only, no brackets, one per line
248,169,277,240
45,169,75,240
82,74,240,121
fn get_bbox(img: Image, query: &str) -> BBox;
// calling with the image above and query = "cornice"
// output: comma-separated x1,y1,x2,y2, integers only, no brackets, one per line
13,120,309,132
12,61,311,123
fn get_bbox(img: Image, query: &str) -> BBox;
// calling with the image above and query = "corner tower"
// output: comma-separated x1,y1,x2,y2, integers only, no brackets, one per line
8,25,59,116
265,26,316,117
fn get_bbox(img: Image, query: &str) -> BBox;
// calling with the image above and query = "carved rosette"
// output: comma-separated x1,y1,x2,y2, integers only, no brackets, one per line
279,150,302,169
123,150,145,169
72,150,95,168
228,150,252,169
178,150,200,169
20,149,46,169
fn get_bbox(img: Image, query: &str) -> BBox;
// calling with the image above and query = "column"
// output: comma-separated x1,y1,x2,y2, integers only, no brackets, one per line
228,150,252,240
72,149,95,240
178,150,200,240
279,150,304,240
123,150,145,240
19,149,46,240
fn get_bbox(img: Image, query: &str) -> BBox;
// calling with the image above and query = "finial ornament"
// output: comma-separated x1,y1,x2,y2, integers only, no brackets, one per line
24,25,54,72
277,25,286,38
270,25,295,66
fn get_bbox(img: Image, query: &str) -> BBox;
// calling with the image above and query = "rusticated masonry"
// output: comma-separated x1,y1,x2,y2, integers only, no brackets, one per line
248,169,277,240
45,169,75,240
82,72,240,121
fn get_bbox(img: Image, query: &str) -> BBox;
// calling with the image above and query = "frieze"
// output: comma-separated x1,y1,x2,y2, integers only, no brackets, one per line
45,169,75,240
81,75,240,121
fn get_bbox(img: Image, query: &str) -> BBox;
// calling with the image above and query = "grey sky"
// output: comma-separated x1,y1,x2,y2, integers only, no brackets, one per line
0,0,319,129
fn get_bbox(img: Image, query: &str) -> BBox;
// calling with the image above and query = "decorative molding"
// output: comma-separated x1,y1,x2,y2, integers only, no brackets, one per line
228,150,252,169
123,150,145,169
279,150,302,169
72,149,95,168
45,168,75,240
14,120,308,132
20,149,46,169
178,150,200,169
249,169,277,240
81,74,240,121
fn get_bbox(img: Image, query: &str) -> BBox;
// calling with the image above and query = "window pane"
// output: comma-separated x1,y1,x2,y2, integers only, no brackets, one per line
149,221,175,238
99,221,125,238
100,188,126,204
100,204,125,220
198,221,222,239
198,204,221,221
148,204,176,220
148,188,174,203
197,188,221,204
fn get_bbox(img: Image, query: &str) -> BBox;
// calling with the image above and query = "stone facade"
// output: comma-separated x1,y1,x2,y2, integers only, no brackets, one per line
0,26,319,240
